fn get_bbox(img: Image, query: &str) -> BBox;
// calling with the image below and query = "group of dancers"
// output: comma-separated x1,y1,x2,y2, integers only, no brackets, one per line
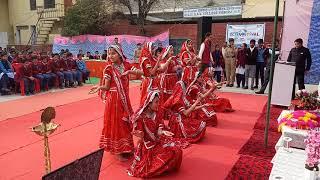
89,39,235,178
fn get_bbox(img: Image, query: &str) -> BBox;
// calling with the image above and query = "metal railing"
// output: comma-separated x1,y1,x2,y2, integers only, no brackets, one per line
27,3,66,46
37,3,65,19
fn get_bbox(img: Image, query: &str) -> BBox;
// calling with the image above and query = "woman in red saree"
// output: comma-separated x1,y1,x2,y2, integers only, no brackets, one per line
128,91,183,178
159,45,181,105
163,80,207,143
187,72,219,127
139,42,161,105
180,40,198,86
202,67,234,113
90,45,142,160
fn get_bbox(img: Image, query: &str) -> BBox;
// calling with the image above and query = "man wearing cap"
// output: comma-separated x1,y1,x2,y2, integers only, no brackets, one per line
223,38,237,87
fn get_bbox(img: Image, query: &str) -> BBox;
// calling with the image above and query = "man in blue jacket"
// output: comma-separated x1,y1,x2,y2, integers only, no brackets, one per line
0,53,14,95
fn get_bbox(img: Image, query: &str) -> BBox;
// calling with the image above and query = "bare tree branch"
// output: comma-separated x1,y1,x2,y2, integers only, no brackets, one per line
114,0,160,34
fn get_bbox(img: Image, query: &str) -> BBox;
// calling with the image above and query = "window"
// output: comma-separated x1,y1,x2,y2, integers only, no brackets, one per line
44,0,55,9
30,0,36,10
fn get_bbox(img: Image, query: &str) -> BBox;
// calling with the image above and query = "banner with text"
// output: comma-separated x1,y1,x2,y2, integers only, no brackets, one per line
226,24,265,47
183,6,242,18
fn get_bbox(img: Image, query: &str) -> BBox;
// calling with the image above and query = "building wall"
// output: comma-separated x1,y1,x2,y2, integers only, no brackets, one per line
0,0,13,45
242,0,285,18
109,19,282,50
8,0,65,45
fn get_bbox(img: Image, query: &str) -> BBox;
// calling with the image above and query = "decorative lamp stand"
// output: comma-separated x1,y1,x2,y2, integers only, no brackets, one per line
31,107,60,174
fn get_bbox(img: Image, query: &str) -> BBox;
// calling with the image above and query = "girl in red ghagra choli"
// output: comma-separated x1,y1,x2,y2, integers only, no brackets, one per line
163,80,207,143
89,45,143,160
186,71,219,127
128,91,183,178
202,67,235,113
159,45,181,105
180,39,199,86
139,42,161,105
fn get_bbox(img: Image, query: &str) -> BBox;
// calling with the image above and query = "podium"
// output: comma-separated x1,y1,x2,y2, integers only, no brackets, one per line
271,62,296,107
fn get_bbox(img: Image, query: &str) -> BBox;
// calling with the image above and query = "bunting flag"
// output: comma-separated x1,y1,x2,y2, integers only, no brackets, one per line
52,31,169,63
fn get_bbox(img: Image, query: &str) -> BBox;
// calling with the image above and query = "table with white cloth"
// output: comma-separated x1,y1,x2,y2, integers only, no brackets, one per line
275,110,308,150
269,147,307,179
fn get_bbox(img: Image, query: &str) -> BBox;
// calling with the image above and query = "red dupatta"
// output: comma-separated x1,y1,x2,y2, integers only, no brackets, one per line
99,45,133,116
139,42,154,69
179,40,196,66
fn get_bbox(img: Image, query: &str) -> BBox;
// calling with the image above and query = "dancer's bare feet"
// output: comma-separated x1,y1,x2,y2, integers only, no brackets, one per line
117,153,133,162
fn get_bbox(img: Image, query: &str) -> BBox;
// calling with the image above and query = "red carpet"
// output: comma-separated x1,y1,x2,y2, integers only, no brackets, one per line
0,89,267,180
225,155,273,180
226,105,284,179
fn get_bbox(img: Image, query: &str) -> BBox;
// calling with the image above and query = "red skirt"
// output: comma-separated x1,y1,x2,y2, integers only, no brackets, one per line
99,90,134,154
160,73,178,105
128,141,183,178
168,113,206,143
193,106,218,127
210,98,234,112
140,77,159,105
182,66,198,86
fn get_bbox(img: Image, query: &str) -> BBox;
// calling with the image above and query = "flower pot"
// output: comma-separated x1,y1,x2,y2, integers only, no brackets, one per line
304,164,319,180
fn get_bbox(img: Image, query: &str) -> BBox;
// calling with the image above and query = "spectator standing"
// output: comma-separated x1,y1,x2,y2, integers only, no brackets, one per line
245,39,258,90
212,44,223,83
223,38,237,87
256,40,280,94
198,32,214,75
287,38,312,99
236,43,248,88
254,39,267,88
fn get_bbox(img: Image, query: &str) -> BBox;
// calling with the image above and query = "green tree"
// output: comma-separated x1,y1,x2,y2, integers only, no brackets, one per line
62,0,119,36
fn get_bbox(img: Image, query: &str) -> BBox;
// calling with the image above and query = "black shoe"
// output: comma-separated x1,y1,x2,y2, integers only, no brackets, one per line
229,84,234,87
253,86,258,89
243,86,248,89
255,91,265,94
236,85,240,88
251,87,254,90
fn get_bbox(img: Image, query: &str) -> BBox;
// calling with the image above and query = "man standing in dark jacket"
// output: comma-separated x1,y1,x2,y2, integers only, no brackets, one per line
287,38,312,98
244,39,258,90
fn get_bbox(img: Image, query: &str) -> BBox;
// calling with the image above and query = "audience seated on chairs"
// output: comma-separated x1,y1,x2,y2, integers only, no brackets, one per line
22,58,37,96
76,58,90,83
1,49,93,96
11,58,25,95
32,56,49,92
51,54,65,89
42,56,58,89
68,54,83,86
0,53,15,95
60,53,75,88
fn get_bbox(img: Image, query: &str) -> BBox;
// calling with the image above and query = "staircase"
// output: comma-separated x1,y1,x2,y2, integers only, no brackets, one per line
31,4,65,45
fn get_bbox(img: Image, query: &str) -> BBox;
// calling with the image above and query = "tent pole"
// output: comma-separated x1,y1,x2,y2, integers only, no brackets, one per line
264,0,280,147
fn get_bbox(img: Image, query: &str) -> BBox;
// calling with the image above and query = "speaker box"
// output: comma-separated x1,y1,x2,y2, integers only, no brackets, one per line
42,149,104,180
197,17,212,48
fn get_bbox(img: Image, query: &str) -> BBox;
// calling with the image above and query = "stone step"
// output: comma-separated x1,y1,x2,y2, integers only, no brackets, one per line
38,27,51,31
37,34,48,37
40,23,53,28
